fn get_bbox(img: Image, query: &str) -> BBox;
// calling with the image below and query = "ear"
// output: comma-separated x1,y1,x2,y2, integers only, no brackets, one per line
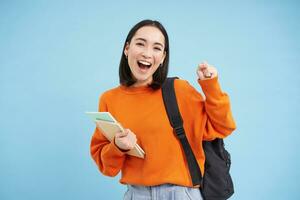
160,51,166,65
124,42,130,57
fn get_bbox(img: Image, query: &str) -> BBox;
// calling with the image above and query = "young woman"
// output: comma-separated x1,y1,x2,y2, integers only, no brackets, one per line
90,19,236,200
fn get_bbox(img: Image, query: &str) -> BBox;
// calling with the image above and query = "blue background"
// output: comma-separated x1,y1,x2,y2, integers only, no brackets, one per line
1,0,299,199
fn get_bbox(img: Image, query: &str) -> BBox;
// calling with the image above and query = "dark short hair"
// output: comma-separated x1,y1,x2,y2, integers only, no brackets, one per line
119,19,169,90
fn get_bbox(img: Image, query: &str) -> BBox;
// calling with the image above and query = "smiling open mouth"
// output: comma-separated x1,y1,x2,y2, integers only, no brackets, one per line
137,60,152,70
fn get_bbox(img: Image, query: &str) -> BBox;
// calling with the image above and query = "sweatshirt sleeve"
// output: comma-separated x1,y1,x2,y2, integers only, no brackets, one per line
90,93,126,177
198,76,237,141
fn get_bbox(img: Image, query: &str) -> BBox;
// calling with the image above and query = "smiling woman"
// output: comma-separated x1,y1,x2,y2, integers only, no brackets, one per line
90,19,236,200
123,26,166,87
119,20,169,89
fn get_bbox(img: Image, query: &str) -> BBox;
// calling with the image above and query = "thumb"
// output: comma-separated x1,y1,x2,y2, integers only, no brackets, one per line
116,130,128,138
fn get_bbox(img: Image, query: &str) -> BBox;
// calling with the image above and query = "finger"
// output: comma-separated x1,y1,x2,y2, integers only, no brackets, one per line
204,71,212,78
116,131,128,138
122,139,134,149
198,63,208,71
201,66,210,75
199,66,212,78
129,133,137,142
207,65,217,74
207,66,218,77
127,129,137,137
126,129,132,133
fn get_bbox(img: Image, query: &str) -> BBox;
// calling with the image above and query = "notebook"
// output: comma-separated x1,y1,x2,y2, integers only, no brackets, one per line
86,112,145,158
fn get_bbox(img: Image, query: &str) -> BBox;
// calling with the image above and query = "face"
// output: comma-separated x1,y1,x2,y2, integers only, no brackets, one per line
124,26,166,87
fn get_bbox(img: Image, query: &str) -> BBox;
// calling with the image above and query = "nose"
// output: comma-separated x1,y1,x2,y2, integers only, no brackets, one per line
141,47,152,58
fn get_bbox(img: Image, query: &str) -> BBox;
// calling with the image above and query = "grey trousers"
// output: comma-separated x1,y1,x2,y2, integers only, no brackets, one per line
123,184,203,200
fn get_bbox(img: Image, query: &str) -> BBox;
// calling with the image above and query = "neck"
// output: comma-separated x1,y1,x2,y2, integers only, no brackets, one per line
132,78,153,87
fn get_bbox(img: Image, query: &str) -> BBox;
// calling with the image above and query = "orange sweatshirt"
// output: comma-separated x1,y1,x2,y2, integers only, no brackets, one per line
90,76,236,187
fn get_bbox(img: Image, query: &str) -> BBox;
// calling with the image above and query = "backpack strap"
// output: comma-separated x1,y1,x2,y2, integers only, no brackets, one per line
162,77,203,187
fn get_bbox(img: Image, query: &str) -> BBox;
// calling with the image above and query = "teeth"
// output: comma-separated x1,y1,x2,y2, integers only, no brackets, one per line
138,60,151,66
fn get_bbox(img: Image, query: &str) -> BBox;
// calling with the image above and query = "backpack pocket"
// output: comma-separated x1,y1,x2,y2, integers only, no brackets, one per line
201,139,234,200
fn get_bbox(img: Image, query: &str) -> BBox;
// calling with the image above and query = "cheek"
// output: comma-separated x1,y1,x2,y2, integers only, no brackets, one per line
129,48,141,56
128,59,137,69
128,50,139,64
154,53,164,63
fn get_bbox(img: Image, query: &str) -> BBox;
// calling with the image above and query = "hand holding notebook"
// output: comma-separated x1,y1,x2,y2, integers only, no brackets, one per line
113,128,137,152
86,112,145,158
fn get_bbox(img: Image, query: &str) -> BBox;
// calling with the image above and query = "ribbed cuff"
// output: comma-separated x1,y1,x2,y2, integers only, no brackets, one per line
198,76,223,99
107,140,127,157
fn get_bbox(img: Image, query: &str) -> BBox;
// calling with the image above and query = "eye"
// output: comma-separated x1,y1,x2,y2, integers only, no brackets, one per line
154,47,162,51
136,42,144,46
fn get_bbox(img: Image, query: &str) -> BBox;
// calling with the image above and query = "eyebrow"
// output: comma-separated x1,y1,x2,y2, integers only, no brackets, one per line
134,38,164,48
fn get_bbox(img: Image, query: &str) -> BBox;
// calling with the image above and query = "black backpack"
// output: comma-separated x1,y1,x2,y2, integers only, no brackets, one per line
162,77,234,200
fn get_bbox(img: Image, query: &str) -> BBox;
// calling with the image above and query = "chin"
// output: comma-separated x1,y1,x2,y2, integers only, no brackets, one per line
133,73,148,80
133,76,151,84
